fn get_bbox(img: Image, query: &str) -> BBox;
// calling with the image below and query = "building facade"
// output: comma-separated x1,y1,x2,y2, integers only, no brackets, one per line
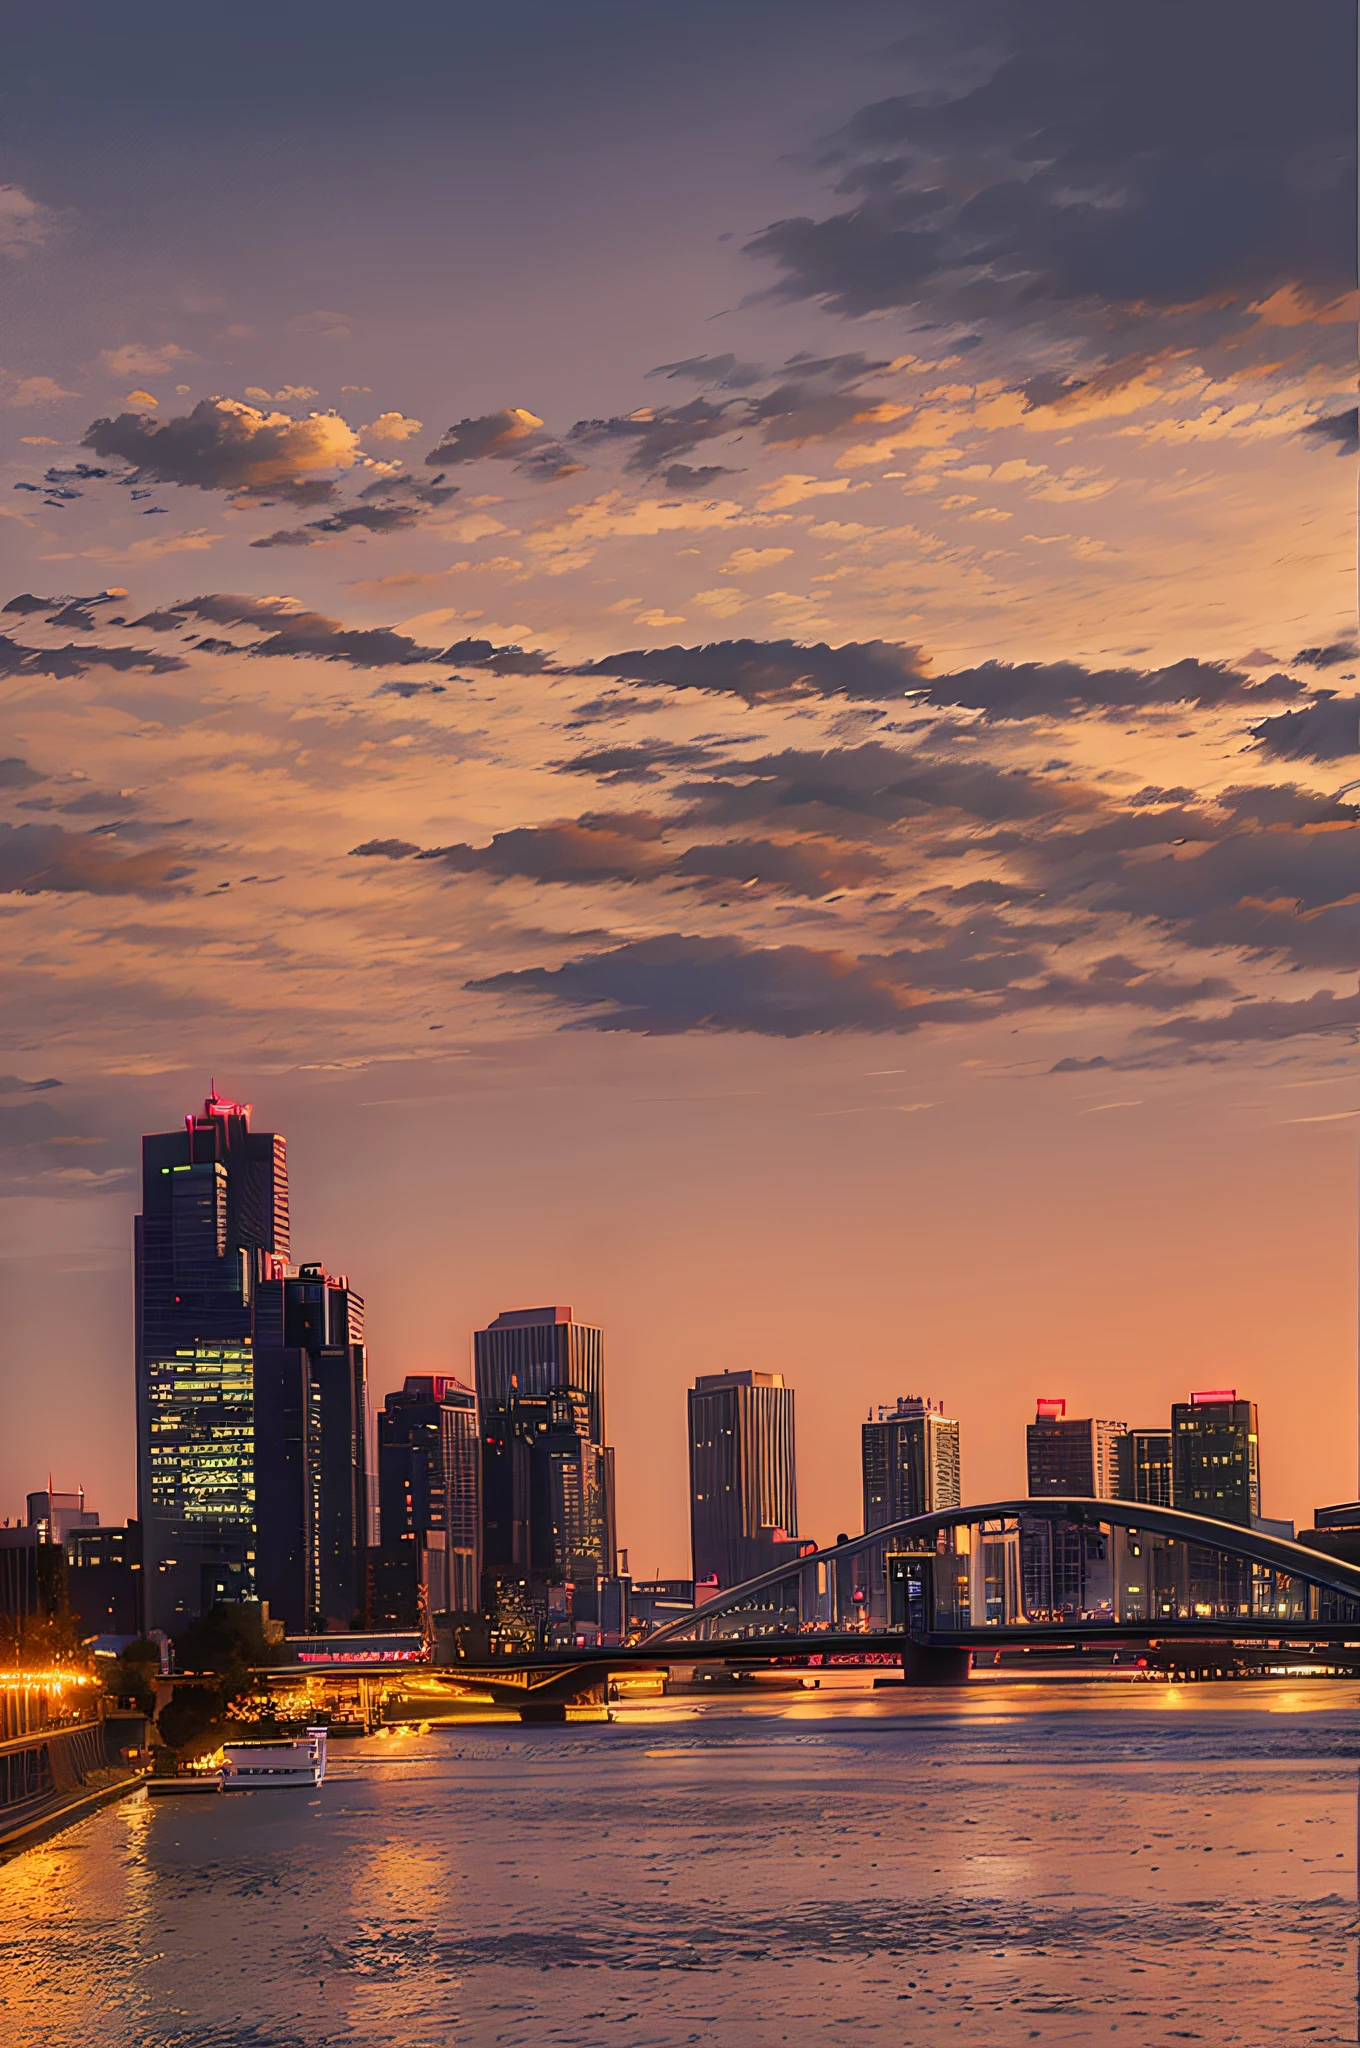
135,1089,290,1632
1170,1390,1259,1525
1026,1401,1126,1499
1117,1428,1173,1506
474,1307,616,1640
377,1375,481,1619
253,1264,370,1634
862,1396,961,1532
688,1369,801,1589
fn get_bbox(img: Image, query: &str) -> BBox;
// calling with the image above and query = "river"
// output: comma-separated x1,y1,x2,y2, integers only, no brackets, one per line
1,1676,1357,2046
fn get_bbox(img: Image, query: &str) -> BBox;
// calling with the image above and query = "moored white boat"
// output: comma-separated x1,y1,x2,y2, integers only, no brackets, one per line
222,1726,327,1789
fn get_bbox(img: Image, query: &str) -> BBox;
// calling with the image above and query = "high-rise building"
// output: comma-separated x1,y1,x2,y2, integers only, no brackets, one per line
862,1396,961,1532
1116,1428,1173,1506
1026,1400,1125,1499
688,1370,801,1589
1170,1389,1259,1525
474,1307,615,1639
474,1307,605,1446
25,1490,98,1546
253,1264,370,1634
135,1089,289,1632
378,1375,481,1617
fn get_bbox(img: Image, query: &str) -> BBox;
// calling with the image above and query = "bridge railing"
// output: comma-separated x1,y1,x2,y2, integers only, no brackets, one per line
646,1501,1360,1646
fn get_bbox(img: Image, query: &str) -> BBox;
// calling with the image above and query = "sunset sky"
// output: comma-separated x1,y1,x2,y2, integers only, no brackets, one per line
2,1,1356,1571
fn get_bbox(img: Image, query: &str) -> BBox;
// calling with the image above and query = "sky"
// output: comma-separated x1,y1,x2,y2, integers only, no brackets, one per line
0,1,1356,1570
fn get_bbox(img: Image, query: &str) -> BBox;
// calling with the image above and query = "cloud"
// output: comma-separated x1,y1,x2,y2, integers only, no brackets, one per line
0,757,43,789
0,632,186,680
351,838,421,859
656,463,741,491
469,932,925,1035
1,369,78,406
553,738,726,785
249,474,459,548
100,343,194,380
131,592,548,674
81,397,360,495
1301,407,1358,455
1252,696,1360,763
0,821,189,896
0,185,67,259
362,412,424,443
416,811,671,888
719,547,794,576
577,638,927,705
918,655,1303,722
742,2,1355,367
424,408,544,466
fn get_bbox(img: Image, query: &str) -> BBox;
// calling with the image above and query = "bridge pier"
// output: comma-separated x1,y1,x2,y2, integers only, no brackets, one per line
901,1642,972,1686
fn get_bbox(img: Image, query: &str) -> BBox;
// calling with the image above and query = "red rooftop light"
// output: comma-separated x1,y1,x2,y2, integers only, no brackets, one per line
1189,1388,1237,1406
1036,1398,1067,1418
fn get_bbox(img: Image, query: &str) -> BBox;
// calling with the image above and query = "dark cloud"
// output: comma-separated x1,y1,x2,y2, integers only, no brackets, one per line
647,353,769,390
81,397,358,497
655,463,741,492
351,838,421,859
1,594,54,616
1140,984,1360,1049
373,679,447,699
0,634,187,681
0,757,43,789
0,821,190,896
1252,695,1360,763
677,742,1087,831
567,396,739,474
469,933,923,1036
554,738,724,785
744,1,1355,352
1049,1055,1109,1072
124,595,549,675
1302,407,1359,455
580,639,928,705
416,812,670,889
671,835,889,898
468,930,1234,1038
918,655,1303,721
1292,642,1358,669
423,408,545,467
0,1075,61,1093
250,475,460,549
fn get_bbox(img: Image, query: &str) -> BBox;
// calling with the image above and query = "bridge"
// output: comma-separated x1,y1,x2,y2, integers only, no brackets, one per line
255,1500,1360,1719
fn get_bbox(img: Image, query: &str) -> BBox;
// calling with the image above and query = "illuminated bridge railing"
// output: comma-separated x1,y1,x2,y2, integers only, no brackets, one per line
645,1500,1360,1648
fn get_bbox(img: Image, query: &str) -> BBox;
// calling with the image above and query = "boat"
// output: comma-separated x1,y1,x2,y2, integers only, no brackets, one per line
222,1726,327,1789
146,1766,224,1796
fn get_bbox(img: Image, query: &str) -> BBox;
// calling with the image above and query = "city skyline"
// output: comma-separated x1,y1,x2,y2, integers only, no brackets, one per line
2,1080,1322,1596
2,2,1356,1575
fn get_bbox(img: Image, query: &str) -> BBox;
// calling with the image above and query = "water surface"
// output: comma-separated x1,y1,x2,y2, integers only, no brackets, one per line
2,1677,1357,2046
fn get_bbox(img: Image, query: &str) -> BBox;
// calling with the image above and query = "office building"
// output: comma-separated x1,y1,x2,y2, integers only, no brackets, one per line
862,1396,961,1532
688,1370,802,1589
253,1264,370,1634
65,1521,143,1637
1026,1401,1125,1499
474,1306,605,1447
475,1307,616,1640
1170,1389,1259,1526
378,1375,481,1617
1116,1428,1173,1507
135,1088,289,1631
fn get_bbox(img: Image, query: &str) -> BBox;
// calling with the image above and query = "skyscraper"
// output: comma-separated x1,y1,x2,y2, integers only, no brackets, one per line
378,1375,481,1617
1026,1400,1125,1499
253,1264,370,1634
1170,1389,1259,1525
135,1089,289,1632
688,1370,800,1589
861,1396,961,1532
474,1307,615,1638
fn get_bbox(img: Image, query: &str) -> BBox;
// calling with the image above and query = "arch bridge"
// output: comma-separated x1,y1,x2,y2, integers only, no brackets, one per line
642,1498,1360,1655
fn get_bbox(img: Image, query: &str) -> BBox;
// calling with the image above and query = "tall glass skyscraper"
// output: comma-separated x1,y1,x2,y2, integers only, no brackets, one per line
861,1396,961,1531
688,1369,801,1589
136,1089,289,1632
377,1375,481,1618
474,1307,615,1639
253,1264,370,1634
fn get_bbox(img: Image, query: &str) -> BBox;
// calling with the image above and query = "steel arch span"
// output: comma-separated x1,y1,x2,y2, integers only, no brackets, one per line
645,1499,1360,1649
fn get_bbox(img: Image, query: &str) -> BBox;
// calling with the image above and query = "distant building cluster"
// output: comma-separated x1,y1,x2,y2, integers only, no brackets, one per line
1,1090,1351,1656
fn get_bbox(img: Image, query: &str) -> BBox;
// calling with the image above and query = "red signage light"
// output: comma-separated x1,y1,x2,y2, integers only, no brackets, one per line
1189,1388,1237,1406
